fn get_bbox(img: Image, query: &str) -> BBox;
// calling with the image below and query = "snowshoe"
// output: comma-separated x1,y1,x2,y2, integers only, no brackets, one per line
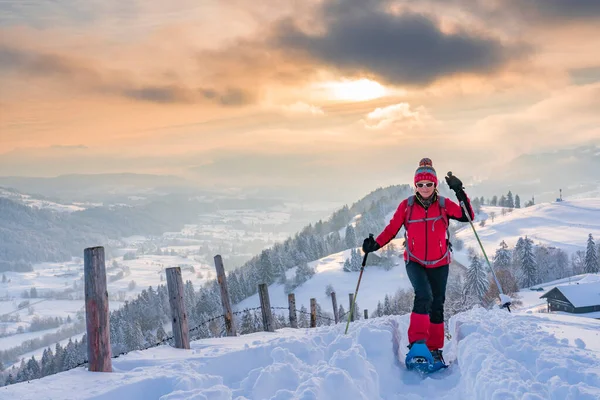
429,349,449,373
405,341,434,373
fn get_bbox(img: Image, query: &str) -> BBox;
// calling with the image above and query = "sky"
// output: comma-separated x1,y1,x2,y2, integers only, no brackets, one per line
0,0,599,198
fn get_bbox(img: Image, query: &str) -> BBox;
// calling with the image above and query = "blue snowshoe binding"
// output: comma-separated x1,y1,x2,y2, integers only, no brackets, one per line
405,341,448,374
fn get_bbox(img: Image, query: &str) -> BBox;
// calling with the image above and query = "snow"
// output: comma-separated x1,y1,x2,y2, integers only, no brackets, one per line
236,248,416,315
549,281,600,308
3,307,600,399
0,188,86,212
452,199,600,267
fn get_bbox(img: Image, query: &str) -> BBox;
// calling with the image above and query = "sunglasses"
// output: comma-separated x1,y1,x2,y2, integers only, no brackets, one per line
416,182,435,188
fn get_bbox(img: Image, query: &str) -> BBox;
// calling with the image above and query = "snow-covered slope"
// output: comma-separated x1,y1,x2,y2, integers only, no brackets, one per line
238,198,600,317
236,248,414,316
0,187,87,212
3,308,599,399
453,198,600,267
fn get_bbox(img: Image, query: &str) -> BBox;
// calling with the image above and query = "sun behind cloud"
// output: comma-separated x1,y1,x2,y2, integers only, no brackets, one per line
321,78,388,101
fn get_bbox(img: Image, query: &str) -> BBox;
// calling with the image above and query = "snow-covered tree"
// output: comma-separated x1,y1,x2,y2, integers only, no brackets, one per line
298,305,309,328
343,258,352,272
520,237,538,288
506,191,514,208
512,237,525,271
325,284,335,297
515,194,521,208
499,195,507,207
571,250,586,275
585,234,599,273
464,249,488,302
258,250,275,285
345,225,357,249
383,294,392,315
295,263,315,286
493,241,512,271
350,248,362,271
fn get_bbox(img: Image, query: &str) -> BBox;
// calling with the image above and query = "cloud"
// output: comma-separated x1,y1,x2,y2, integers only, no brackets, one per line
271,6,527,86
0,45,254,105
472,82,600,156
361,103,432,131
50,145,88,150
280,101,325,115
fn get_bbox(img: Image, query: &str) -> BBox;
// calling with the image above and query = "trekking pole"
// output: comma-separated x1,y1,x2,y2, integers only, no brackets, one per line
345,234,372,334
447,172,512,312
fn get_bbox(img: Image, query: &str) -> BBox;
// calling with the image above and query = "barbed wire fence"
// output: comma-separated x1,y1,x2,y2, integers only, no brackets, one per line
67,304,338,372
4,250,368,387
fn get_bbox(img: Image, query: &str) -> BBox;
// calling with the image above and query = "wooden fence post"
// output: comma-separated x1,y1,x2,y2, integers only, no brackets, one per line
331,292,339,324
310,298,317,328
84,246,112,372
258,283,274,332
288,293,298,328
364,309,369,319
348,293,355,322
166,267,190,349
214,255,237,336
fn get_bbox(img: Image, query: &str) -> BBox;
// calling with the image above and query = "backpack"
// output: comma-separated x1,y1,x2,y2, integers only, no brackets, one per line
403,195,453,265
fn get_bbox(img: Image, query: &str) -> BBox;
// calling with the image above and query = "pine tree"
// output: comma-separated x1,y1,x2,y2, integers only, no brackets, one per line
258,250,275,285
520,237,538,288
491,196,498,206
53,343,64,374
375,301,383,317
513,237,525,271
345,225,357,250
515,194,521,208
383,294,392,315
506,191,514,208
584,234,599,273
41,348,54,377
350,248,362,271
464,249,488,301
499,195,507,207
26,356,41,380
493,241,512,271
298,305,309,328
343,258,352,272
338,304,345,321
62,340,78,371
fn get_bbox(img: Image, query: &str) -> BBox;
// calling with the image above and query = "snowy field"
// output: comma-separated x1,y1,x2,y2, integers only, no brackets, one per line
236,247,462,317
3,307,599,399
452,198,600,268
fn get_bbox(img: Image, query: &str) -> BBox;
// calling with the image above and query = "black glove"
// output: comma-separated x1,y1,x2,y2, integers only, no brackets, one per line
446,172,469,204
445,173,463,193
362,235,380,253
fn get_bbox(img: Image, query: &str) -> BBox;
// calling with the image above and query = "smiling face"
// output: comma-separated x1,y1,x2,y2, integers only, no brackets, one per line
416,180,435,199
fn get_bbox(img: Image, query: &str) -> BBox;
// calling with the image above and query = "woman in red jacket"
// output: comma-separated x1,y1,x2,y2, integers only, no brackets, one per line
362,158,474,371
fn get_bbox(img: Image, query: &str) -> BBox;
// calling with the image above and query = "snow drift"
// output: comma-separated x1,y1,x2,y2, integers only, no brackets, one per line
3,307,599,400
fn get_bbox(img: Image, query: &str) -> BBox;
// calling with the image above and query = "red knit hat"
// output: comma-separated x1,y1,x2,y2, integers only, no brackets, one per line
414,158,438,186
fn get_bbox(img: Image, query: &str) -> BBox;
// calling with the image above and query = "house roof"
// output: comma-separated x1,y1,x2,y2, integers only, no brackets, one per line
542,281,600,308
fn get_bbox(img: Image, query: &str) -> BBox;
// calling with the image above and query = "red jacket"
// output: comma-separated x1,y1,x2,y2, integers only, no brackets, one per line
375,194,474,268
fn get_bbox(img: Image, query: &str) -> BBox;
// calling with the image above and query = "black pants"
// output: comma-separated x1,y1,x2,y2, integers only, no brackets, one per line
405,261,449,324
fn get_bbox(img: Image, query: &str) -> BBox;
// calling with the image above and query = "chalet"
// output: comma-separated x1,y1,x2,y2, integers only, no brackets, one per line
540,281,600,315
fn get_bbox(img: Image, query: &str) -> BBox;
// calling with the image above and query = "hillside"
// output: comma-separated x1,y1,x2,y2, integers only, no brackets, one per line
453,198,600,267
2,306,599,399
0,195,209,268
237,198,600,316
